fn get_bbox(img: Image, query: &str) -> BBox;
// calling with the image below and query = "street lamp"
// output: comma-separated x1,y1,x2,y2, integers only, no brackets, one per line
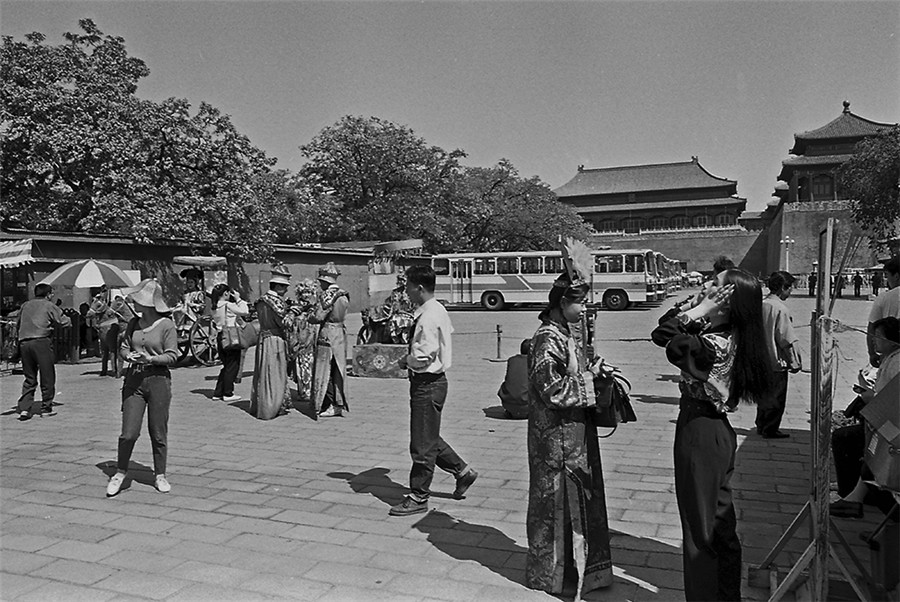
780,237,796,272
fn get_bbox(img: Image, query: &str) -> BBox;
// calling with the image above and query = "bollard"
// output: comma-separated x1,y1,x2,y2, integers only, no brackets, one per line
496,324,502,359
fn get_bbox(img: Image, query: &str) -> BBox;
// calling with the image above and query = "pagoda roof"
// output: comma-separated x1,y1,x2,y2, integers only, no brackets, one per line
790,101,896,154
554,157,736,198
577,197,744,214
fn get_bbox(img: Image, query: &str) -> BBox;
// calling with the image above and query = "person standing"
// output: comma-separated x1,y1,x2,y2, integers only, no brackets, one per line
871,269,883,297
652,269,772,601
852,271,863,297
808,270,817,298
210,284,250,402
867,257,900,367
525,269,613,598
251,265,293,420
106,279,179,496
310,262,350,418
835,273,845,298
390,265,477,516
288,279,319,404
755,272,802,439
16,284,71,420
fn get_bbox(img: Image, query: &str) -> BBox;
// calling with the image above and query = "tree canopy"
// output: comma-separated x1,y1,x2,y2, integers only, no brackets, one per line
838,125,900,251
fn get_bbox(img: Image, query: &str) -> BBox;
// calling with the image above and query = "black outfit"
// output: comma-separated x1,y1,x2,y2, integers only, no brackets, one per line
214,343,242,398
17,338,57,415
755,370,788,437
808,274,817,298
652,317,742,602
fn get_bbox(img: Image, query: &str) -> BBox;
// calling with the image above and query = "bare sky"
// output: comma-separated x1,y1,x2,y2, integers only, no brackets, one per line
3,1,898,212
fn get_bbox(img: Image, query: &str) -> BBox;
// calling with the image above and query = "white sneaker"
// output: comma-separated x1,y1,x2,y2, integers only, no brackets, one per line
222,395,242,402
210,396,223,401
155,474,171,493
106,472,126,497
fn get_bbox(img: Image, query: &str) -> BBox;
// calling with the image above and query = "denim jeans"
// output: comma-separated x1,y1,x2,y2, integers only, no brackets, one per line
119,368,171,475
214,343,242,397
408,372,466,501
17,337,56,414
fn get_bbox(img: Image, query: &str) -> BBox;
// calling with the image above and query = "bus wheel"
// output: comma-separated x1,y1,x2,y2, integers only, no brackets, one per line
481,291,505,311
603,290,629,311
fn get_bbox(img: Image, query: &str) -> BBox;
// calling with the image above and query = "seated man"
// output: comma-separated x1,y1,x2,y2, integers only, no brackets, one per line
498,339,531,419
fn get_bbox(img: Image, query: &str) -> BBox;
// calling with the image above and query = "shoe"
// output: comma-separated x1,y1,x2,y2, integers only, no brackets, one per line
829,500,863,518
40,410,57,417
762,431,790,439
222,395,241,402
318,406,338,418
18,411,31,421
389,496,428,517
453,468,479,499
210,396,223,401
155,474,171,493
106,472,126,497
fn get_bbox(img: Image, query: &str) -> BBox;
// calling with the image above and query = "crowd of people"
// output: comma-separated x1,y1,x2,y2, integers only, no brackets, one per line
9,252,900,601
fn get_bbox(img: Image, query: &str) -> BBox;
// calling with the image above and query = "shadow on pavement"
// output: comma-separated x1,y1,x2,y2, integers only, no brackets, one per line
96,459,155,493
482,405,518,420
631,394,679,405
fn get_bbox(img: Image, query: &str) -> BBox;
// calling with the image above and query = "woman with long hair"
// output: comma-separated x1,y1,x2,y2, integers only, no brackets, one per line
526,268,613,599
651,269,772,601
106,279,180,497
210,284,250,402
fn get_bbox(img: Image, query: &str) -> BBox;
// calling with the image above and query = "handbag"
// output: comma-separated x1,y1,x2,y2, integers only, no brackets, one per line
220,325,242,350
593,371,636,431
237,319,260,349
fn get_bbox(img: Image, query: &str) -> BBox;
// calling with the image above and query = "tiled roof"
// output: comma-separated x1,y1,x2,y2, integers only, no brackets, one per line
554,158,736,198
782,153,853,167
577,197,745,213
795,109,894,141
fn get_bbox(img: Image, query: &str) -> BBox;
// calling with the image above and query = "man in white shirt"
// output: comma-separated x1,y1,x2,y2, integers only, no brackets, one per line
867,257,900,367
756,272,802,439
390,266,478,516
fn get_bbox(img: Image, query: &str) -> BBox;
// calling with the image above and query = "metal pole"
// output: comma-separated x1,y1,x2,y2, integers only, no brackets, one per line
496,324,502,359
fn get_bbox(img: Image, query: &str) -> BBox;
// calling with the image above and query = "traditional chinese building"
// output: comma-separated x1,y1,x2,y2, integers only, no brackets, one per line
766,101,895,274
554,157,747,235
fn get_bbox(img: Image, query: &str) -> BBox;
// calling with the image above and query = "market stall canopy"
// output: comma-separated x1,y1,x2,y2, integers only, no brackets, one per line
0,238,34,268
39,259,135,288
172,256,228,270
372,239,424,260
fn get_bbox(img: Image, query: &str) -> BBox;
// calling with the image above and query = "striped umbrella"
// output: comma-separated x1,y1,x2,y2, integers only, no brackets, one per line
39,259,135,288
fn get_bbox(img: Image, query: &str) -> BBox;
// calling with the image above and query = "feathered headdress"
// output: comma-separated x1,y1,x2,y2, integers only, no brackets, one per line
557,237,593,289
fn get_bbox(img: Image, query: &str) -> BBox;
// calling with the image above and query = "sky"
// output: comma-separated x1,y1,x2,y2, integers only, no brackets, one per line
2,1,898,212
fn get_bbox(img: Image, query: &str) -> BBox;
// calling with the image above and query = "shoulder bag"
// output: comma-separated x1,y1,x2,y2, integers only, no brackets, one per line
593,371,637,434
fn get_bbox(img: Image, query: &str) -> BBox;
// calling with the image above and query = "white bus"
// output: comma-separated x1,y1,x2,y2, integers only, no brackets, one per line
432,248,660,311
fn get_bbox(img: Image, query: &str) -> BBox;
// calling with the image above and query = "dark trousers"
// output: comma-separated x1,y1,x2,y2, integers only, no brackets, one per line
214,344,242,397
832,424,864,498
674,399,742,601
17,337,56,414
118,370,171,475
408,372,466,501
755,371,788,436
321,359,346,411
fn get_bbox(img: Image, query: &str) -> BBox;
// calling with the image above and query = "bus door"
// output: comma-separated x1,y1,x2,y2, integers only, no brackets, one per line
450,259,473,303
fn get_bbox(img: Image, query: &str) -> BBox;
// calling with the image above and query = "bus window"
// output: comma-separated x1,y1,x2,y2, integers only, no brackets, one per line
474,258,496,275
595,255,623,273
521,257,542,274
544,256,563,274
433,258,450,276
625,255,645,273
497,257,519,274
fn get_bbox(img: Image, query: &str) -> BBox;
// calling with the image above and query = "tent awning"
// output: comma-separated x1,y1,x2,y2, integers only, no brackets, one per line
0,238,34,268
172,255,228,269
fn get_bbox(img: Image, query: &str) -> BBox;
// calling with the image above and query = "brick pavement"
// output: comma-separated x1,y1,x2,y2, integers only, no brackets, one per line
0,293,886,601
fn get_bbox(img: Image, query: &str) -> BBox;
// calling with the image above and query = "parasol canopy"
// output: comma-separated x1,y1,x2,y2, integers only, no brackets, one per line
39,259,135,288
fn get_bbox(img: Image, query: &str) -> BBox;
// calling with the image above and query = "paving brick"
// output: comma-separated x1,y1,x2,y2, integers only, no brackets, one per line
1,533,61,553
39,558,119,585
36,540,118,562
239,573,333,600
98,549,186,573
0,572,45,598
16,580,119,602
92,570,193,600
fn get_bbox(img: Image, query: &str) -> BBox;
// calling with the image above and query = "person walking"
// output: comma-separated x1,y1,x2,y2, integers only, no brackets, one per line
808,270,817,298
755,271,802,439
310,262,350,418
652,269,772,601
525,266,613,599
210,284,250,402
390,265,477,516
867,257,900,367
251,265,293,420
106,279,179,497
852,271,863,297
871,269,883,297
16,283,71,420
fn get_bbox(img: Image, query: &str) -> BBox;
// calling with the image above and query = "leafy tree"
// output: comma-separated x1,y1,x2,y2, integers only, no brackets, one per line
298,115,466,243
438,159,591,253
1,20,279,260
837,125,900,251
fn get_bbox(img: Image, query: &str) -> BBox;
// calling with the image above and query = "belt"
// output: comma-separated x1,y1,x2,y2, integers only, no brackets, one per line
127,364,170,376
409,370,445,382
18,336,51,342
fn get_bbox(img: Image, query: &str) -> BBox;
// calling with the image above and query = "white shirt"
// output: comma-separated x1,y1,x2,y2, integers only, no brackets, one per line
407,297,453,374
213,299,249,328
869,287,900,323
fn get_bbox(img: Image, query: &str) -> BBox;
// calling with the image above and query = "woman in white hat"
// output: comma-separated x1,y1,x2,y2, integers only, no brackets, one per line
310,262,350,418
106,279,180,497
251,264,294,420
